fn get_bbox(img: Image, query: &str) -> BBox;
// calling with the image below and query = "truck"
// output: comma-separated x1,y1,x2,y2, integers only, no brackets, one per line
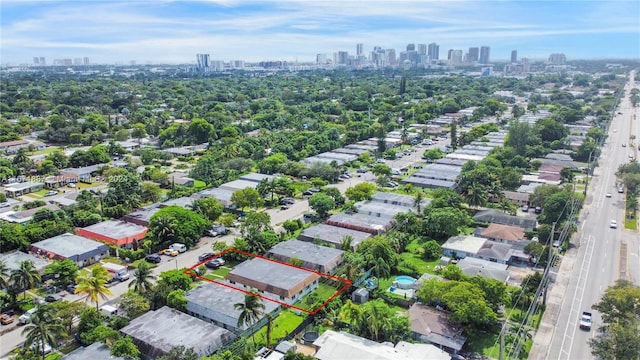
18,308,38,325
100,305,119,318
579,311,592,330
102,263,130,282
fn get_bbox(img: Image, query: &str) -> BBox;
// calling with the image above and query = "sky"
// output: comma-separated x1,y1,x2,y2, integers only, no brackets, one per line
1,0,639,65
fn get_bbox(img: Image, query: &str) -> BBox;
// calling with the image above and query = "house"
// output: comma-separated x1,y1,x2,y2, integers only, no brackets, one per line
370,192,430,208
0,204,60,224
407,303,467,355
120,306,235,359
185,282,280,333
401,163,461,189
3,181,45,198
456,257,510,283
44,174,79,188
122,204,162,227
0,139,33,154
60,164,102,181
192,187,234,206
478,223,526,244
61,342,124,360
265,240,344,273
160,197,193,209
473,209,537,231
76,220,148,248
297,224,371,251
312,330,450,360
442,235,529,265
325,212,394,235
162,147,195,157
504,191,530,205
29,233,109,268
0,251,49,273
167,172,194,187
225,257,320,305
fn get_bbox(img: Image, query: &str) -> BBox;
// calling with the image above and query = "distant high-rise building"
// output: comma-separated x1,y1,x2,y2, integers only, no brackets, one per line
356,43,364,56
406,43,415,51
196,53,210,71
39,57,45,66
548,53,566,65
73,58,82,65
417,44,427,55
62,59,72,66
510,50,517,63
386,49,396,66
451,50,463,65
336,51,349,65
427,43,439,60
448,49,454,60
468,47,479,62
33,57,40,65
83,57,90,65
479,46,490,64
316,53,328,65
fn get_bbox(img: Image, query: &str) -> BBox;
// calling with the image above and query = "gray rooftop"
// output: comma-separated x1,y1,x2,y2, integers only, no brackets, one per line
302,156,345,166
326,212,395,233
61,342,124,360
30,233,109,261
185,282,279,323
160,197,193,209
3,181,44,191
193,187,234,205
120,306,235,358
401,177,457,189
226,257,320,298
266,240,344,269
371,192,427,208
80,220,148,238
0,251,49,272
122,204,162,225
298,224,371,249
219,179,260,191
355,201,413,219
473,209,537,231
239,172,277,183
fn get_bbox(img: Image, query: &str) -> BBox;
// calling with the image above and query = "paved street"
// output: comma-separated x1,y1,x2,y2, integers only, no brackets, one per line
531,71,640,360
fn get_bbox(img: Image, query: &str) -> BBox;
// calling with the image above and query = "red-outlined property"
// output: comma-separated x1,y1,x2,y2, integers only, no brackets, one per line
184,248,352,315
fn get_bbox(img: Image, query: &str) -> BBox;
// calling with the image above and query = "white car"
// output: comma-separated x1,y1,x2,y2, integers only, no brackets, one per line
610,220,617,229
606,193,612,198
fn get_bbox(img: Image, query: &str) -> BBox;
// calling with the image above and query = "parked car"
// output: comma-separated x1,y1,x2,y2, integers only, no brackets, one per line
522,205,529,212
280,205,289,210
198,252,215,262
205,225,228,237
169,243,187,253
160,249,179,257
145,254,161,264
205,258,225,269
356,168,367,173
279,198,295,205
1,313,14,325
45,294,62,303
44,191,57,197
534,206,542,214
67,183,76,188
66,284,78,294
0,202,9,208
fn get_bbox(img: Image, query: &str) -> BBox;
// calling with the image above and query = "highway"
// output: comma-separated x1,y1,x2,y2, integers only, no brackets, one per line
534,71,640,360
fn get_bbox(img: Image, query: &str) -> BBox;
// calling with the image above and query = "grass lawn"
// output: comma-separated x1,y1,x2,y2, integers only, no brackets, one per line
467,329,501,358
401,238,441,274
30,147,60,156
102,258,125,265
209,266,231,278
203,273,224,280
251,310,305,346
193,180,206,188
295,283,340,311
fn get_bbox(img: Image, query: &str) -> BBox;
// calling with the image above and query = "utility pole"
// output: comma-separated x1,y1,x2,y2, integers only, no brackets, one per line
499,324,506,360
543,221,557,306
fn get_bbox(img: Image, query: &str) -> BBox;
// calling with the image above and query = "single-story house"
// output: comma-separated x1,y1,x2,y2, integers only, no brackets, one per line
61,342,124,360
219,179,260,192
3,181,44,198
504,191,530,205
122,204,162,227
0,251,49,274
0,139,30,153
192,187,234,206
473,209,537,231
76,220,148,248
60,164,102,181
325,212,394,235
44,174,79,188
159,197,193,209
265,240,344,273
478,223,526,243
456,257,510,283
297,224,371,251
442,235,529,265
225,257,320,305
120,306,235,359
167,172,194,187
313,330,450,360
162,147,195,157
0,204,60,224
29,233,109,268
370,192,430,208
407,304,467,354
186,282,280,333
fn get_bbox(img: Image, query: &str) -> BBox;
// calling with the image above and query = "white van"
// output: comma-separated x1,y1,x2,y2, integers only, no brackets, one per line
19,308,37,324
100,305,118,318
169,243,187,253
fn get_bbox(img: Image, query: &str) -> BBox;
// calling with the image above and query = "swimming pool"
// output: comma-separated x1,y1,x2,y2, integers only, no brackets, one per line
394,275,417,289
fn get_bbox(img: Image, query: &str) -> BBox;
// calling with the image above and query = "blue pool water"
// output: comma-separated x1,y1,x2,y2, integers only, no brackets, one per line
395,275,416,289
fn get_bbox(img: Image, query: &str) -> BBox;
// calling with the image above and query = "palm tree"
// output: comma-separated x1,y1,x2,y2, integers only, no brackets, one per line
0,259,9,290
151,215,177,243
465,183,488,208
234,291,265,343
264,313,273,349
129,261,156,296
22,307,65,360
413,191,424,214
75,267,112,310
10,260,41,300
368,256,391,287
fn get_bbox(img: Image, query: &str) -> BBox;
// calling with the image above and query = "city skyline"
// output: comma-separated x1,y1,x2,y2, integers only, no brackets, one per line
1,0,639,65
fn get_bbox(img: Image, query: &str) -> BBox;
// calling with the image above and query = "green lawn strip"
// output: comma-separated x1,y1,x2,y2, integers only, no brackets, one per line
294,283,340,311
625,218,637,230
102,258,125,265
203,274,223,280
251,310,305,346
30,147,59,156
466,329,501,359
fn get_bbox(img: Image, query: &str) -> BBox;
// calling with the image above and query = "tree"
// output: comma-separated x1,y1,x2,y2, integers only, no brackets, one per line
149,206,208,247
308,192,336,218
158,269,193,292
345,182,376,201
75,266,112,310
234,291,266,342
77,307,104,343
422,207,472,240
367,255,391,286
589,280,640,360
422,240,442,260
321,187,345,206
149,214,177,243
129,261,156,296
111,336,140,359
22,306,65,360
120,291,151,319
442,282,497,328
450,121,458,149
190,198,224,222
44,259,78,288
10,260,41,299
47,301,85,337
0,259,9,290
158,346,199,360
231,188,264,211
